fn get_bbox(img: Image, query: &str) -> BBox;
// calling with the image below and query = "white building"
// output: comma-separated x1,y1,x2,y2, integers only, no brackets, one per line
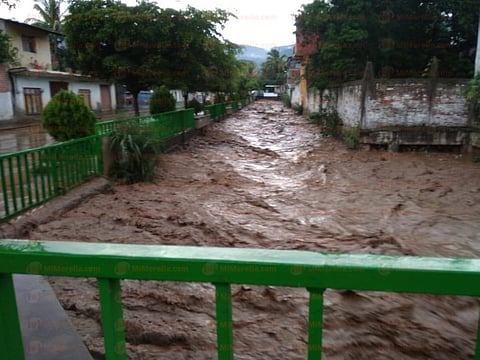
0,18,116,121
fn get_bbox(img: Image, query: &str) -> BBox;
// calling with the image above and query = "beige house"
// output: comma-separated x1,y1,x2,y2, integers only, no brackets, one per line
0,18,116,121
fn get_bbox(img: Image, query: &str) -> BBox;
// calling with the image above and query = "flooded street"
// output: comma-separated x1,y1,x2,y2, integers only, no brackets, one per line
28,100,480,359
0,124,53,155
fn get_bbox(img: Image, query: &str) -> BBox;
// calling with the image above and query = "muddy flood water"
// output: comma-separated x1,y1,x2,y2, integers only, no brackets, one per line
27,100,480,359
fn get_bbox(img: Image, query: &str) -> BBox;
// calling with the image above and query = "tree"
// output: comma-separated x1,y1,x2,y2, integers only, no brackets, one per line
0,29,16,64
297,0,480,90
27,0,68,70
29,0,64,31
159,7,239,106
64,0,169,115
236,60,260,96
149,85,176,114
261,49,287,85
64,1,239,114
41,90,96,142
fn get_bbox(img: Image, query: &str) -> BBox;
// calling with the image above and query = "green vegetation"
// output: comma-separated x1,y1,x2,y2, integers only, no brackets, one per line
149,86,176,115
465,74,480,126
0,29,16,64
282,93,292,108
41,90,96,142
342,128,360,149
320,108,342,137
188,98,203,115
109,125,162,184
297,0,479,90
64,1,241,115
308,112,322,125
260,49,287,86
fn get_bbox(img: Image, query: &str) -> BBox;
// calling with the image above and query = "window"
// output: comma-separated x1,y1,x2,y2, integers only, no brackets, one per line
22,35,36,53
23,88,42,115
78,89,92,108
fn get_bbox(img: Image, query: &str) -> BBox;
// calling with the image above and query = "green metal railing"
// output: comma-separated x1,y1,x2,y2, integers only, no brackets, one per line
0,100,253,222
0,136,103,220
0,239,479,359
95,109,195,138
205,103,227,121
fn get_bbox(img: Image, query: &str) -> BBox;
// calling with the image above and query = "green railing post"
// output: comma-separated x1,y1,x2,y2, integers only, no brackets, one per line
308,288,325,360
0,159,10,217
96,135,103,175
0,274,25,359
215,283,234,360
98,278,127,360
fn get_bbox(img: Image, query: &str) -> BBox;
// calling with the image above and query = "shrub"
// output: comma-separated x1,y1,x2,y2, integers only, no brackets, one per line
109,124,162,183
282,93,292,108
188,98,203,115
321,108,342,137
149,86,176,114
41,90,96,142
308,112,323,125
342,129,360,149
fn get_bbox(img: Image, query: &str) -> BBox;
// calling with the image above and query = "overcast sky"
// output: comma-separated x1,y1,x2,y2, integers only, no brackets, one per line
1,0,312,49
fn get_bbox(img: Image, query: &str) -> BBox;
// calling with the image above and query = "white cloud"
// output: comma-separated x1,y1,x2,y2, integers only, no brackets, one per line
1,0,311,48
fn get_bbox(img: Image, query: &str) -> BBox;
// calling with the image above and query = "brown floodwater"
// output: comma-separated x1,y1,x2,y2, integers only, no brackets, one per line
28,100,480,359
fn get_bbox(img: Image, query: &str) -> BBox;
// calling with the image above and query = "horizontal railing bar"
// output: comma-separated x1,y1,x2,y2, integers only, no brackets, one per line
0,240,480,297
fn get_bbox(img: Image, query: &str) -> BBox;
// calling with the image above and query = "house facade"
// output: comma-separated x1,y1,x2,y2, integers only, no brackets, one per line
0,18,116,121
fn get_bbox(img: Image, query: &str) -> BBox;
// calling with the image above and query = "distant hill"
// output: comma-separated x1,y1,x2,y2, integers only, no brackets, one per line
237,45,295,68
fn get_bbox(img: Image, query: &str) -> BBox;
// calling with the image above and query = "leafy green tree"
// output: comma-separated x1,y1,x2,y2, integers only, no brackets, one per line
160,7,239,106
297,0,480,89
236,60,260,96
64,1,239,114
0,29,16,64
149,86,176,114
64,0,168,115
41,90,96,142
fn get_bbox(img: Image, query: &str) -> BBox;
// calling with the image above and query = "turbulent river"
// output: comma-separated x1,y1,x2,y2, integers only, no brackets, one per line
29,100,480,359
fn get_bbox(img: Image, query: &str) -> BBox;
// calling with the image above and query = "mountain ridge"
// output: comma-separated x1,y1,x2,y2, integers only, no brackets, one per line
237,44,295,68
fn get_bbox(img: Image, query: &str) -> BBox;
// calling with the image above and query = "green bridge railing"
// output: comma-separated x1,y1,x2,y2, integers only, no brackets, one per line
0,98,254,221
95,108,195,138
0,135,103,220
0,239,479,359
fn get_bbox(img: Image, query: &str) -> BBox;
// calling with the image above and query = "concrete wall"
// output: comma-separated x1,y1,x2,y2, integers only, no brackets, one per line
0,63,13,120
305,79,469,129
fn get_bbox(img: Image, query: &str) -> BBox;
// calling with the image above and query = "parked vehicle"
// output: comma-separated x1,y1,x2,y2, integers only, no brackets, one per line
138,90,153,106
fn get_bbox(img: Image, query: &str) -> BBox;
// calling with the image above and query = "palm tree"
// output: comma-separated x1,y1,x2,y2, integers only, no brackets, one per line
28,0,64,31
261,49,287,85
27,0,67,70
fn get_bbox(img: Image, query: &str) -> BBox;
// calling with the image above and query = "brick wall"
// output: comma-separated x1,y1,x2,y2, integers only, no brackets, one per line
0,63,10,93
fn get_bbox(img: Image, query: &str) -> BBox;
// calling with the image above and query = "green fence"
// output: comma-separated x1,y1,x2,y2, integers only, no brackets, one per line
0,240,479,359
0,101,252,221
95,108,195,139
205,103,227,121
0,136,102,220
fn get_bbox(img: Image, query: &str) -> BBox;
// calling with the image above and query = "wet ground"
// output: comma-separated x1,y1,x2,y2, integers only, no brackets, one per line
27,100,480,359
0,124,53,155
